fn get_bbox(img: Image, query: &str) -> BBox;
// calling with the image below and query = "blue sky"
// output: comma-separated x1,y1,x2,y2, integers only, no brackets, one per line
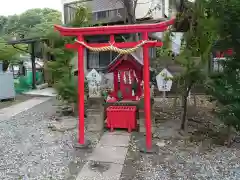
0,0,62,16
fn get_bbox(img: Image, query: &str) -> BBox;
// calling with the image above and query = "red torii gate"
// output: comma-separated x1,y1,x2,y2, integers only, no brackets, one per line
54,18,175,151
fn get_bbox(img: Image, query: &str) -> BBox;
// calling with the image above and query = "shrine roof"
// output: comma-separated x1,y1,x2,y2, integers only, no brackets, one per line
107,53,141,72
107,52,155,73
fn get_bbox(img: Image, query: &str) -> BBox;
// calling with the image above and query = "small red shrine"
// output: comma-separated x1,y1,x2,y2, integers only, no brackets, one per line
108,54,143,101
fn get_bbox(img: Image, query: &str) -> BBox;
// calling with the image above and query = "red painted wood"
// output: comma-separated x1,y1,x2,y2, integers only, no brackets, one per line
106,106,137,132
111,71,119,98
77,35,85,145
108,54,142,73
143,32,152,150
110,34,115,43
108,55,142,100
66,41,163,49
54,18,174,36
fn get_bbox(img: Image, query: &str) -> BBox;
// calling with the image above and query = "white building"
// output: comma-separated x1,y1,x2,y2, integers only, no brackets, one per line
60,0,179,75
61,0,176,24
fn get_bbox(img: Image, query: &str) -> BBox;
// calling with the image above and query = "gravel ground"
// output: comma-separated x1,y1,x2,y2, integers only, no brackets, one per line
121,135,240,180
120,98,240,180
0,98,101,180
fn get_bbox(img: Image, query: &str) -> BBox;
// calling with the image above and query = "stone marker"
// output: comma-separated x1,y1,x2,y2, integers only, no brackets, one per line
86,69,102,98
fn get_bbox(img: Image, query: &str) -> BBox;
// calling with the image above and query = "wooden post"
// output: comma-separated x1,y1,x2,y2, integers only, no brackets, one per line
31,42,37,89
143,32,152,150
77,35,85,144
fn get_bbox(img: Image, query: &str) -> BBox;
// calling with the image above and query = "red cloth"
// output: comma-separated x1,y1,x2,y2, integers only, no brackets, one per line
107,96,117,103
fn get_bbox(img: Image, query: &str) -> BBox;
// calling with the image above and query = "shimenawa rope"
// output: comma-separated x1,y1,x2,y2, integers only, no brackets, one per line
75,39,157,54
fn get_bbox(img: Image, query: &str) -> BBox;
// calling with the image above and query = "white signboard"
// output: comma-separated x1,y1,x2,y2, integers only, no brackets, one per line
156,68,173,92
86,69,102,97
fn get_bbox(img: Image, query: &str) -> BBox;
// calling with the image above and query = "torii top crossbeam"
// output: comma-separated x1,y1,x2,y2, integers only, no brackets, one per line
54,18,175,151
55,18,175,36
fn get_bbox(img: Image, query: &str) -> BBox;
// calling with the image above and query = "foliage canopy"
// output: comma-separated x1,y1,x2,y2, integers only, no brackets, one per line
206,0,240,131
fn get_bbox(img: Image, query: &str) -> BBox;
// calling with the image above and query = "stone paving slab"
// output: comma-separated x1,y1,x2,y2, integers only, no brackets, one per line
77,131,131,180
99,134,130,147
107,131,131,136
88,145,128,165
77,162,123,180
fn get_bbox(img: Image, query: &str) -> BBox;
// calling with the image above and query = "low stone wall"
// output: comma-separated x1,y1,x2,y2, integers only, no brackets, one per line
85,95,214,134
154,95,215,109
86,97,104,132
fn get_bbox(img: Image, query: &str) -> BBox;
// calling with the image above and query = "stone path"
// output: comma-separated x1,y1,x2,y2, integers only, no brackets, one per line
23,88,56,97
0,97,50,120
76,131,131,180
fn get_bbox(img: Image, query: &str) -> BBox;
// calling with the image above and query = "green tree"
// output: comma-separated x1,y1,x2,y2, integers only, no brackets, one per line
46,6,91,108
0,38,19,60
0,37,21,71
0,16,8,35
27,10,62,38
206,0,240,145
174,0,218,131
3,15,20,37
2,8,62,39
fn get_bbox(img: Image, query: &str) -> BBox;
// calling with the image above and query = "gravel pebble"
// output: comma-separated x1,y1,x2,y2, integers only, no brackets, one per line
121,97,240,180
121,138,240,180
0,98,101,180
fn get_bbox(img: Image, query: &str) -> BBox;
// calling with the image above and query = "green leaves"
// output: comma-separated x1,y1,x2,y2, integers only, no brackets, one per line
54,75,78,103
206,0,240,131
45,6,93,104
0,37,20,62
1,8,62,39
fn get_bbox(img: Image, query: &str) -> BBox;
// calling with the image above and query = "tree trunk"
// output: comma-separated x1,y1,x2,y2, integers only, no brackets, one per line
123,0,136,24
226,125,233,147
2,61,10,72
180,83,192,131
173,80,181,108
122,0,139,41
180,92,188,131
193,92,197,107
41,42,51,85
173,96,178,108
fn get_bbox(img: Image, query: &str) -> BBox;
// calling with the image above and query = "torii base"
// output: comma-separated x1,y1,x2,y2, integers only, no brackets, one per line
74,139,91,149
136,138,158,154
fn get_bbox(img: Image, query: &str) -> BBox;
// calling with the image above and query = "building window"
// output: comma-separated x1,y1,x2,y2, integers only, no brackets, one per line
149,48,156,58
88,51,99,69
87,50,118,70
99,51,111,68
96,11,108,20
93,9,120,21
